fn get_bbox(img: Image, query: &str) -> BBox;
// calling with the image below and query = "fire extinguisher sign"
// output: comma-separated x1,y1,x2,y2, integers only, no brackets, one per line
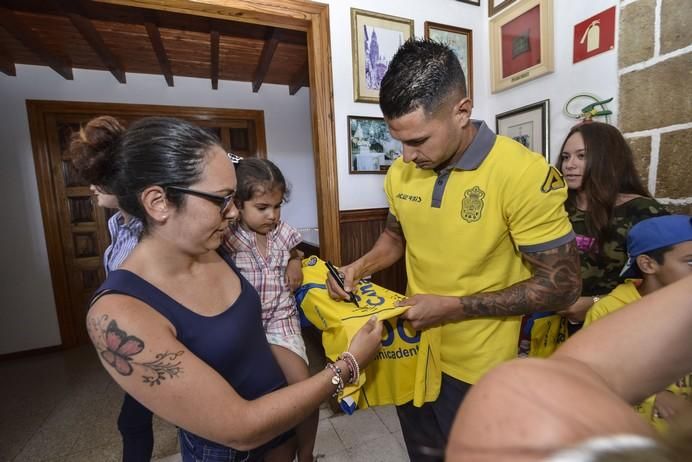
573,6,616,64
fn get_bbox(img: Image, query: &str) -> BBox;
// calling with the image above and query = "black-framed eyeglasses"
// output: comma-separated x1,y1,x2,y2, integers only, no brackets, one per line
228,152,242,163
167,186,236,215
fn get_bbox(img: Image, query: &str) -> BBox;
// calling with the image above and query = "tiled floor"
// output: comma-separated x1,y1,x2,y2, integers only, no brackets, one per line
0,346,408,462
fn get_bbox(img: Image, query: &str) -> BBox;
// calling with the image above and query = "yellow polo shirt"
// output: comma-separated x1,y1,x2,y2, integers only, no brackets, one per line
384,120,573,384
584,280,641,327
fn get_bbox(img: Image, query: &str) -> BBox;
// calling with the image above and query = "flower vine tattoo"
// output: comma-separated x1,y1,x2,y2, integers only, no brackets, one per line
141,352,184,386
87,314,184,386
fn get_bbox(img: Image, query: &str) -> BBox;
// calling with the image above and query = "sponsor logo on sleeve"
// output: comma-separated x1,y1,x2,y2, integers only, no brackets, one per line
541,166,566,193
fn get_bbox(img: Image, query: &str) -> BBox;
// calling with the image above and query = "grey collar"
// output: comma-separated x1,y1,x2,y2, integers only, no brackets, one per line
442,120,496,173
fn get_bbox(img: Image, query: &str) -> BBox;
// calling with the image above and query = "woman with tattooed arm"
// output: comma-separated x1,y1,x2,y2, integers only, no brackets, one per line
74,116,383,462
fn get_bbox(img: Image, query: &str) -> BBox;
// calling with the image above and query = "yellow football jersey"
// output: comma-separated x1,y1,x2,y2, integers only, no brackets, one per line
518,313,569,358
296,256,441,412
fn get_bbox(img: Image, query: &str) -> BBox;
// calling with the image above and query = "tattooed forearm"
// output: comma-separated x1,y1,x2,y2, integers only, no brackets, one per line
459,240,581,318
87,314,184,385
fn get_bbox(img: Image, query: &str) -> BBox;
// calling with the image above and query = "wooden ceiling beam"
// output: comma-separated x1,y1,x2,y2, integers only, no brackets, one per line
0,6,73,80
144,20,174,87
252,28,279,93
210,29,219,90
0,42,16,76
288,58,309,95
3,1,308,46
65,4,126,83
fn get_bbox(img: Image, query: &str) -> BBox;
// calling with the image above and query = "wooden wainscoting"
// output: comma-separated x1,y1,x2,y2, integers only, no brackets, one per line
339,208,407,294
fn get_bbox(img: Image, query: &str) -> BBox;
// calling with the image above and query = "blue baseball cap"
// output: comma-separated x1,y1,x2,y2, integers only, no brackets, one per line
620,215,692,278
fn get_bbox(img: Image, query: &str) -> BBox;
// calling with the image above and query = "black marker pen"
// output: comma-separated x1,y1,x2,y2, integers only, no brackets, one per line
325,260,360,307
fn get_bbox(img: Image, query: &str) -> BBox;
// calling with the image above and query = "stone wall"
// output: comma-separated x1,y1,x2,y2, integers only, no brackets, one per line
618,0,692,214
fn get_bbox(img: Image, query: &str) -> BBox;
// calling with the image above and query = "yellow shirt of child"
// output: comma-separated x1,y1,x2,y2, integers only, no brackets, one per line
585,281,692,433
296,256,441,412
519,312,568,358
385,122,574,383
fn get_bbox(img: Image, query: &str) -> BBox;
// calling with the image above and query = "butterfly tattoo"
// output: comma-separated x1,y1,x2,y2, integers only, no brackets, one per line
100,320,144,376
88,315,185,385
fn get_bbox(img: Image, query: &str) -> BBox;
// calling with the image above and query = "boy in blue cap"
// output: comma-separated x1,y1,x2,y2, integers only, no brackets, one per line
584,214,692,432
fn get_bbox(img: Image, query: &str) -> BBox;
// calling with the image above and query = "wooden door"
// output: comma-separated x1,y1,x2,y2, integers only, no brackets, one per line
28,101,267,347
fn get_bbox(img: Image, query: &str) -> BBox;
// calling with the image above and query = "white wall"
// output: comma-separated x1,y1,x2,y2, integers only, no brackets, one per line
317,0,618,209
0,65,314,354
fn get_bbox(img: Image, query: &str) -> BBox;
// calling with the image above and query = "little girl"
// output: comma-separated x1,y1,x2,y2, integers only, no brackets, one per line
225,158,317,462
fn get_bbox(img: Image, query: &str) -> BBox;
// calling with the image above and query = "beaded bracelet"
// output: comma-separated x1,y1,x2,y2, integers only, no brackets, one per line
338,352,360,385
325,363,344,397
340,355,355,384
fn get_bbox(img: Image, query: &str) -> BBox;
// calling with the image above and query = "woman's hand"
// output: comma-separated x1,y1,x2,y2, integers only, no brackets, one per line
347,316,383,368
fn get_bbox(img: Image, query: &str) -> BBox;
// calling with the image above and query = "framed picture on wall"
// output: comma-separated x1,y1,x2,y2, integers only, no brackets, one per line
456,0,481,6
424,22,474,102
495,99,550,159
348,116,403,174
489,0,554,93
488,0,518,17
351,8,414,103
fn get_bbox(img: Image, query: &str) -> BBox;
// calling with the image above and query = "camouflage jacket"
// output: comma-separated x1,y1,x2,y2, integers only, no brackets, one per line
569,197,668,296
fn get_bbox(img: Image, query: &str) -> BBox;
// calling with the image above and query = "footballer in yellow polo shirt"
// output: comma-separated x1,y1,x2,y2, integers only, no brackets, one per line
385,120,574,384
325,39,581,461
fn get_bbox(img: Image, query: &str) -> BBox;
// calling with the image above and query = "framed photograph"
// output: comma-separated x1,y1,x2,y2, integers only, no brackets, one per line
424,22,473,101
488,0,518,17
351,8,414,103
495,99,550,159
348,116,403,174
489,0,554,93
457,0,480,5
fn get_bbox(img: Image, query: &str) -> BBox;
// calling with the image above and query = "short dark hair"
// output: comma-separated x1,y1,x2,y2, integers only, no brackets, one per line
633,245,674,276
643,245,673,265
71,116,221,231
379,38,467,120
235,158,290,205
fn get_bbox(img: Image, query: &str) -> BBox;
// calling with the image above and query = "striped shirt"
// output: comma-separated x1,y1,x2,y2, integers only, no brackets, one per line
104,211,143,275
225,221,302,336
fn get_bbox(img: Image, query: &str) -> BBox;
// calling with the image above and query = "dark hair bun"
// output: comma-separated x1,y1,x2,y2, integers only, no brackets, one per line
71,116,125,187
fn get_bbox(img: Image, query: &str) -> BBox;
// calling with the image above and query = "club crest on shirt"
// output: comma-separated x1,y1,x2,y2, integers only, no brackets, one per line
461,186,485,223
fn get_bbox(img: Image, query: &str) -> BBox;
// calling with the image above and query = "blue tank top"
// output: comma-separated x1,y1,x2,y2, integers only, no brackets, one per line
92,248,287,402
